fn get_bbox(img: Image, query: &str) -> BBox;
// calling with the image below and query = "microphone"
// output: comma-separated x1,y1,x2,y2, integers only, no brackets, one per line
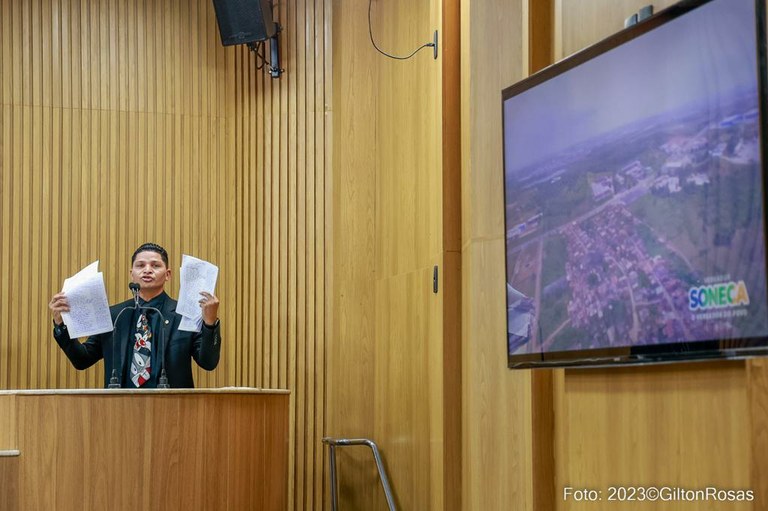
108,283,141,388
129,283,140,305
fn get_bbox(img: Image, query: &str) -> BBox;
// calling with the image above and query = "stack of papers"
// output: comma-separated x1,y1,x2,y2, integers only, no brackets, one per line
177,255,219,332
60,261,113,338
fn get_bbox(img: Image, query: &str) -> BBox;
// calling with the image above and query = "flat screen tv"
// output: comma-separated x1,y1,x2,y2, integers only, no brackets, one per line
502,0,768,368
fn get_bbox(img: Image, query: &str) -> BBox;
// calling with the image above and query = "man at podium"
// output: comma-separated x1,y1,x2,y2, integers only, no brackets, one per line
48,243,222,388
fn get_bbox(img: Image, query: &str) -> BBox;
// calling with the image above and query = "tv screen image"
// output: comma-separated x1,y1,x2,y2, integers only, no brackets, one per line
502,0,768,368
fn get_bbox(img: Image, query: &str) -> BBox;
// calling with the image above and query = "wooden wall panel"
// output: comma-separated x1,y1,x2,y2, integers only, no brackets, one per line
460,0,531,509
528,3,559,509
330,0,460,509
529,0,554,74
748,358,768,503
554,362,752,511
442,1,462,508
554,0,678,60
329,0,379,507
0,0,330,509
373,0,447,505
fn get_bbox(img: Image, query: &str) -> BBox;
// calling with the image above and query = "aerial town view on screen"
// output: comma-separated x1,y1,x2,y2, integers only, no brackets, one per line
503,0,768,355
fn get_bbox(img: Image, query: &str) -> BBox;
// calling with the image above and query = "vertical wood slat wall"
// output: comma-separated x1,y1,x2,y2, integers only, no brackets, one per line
0,1,329,509
233,1,330,509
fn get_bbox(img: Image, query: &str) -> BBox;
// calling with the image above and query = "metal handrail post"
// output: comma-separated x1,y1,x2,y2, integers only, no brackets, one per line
328,443,339,511
322,437,397,511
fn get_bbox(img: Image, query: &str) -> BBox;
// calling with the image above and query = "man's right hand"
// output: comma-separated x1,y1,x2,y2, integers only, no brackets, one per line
49,293,70,326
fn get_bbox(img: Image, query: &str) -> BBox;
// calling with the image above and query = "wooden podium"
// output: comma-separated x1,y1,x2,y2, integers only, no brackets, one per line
0,388,289,510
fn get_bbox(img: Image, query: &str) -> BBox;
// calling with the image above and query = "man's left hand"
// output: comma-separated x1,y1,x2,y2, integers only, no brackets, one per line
199,291,220,326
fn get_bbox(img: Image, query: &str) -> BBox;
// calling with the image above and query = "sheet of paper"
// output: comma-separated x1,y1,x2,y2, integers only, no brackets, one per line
176,254,219,320
179,314,203,333
62,260,99,293
60,267,113,338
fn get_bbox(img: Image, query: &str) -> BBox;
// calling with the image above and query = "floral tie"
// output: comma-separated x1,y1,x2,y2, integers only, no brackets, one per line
130,312,152,387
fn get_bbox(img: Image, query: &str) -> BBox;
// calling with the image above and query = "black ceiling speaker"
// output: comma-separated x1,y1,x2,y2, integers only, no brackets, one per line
212,0,277,46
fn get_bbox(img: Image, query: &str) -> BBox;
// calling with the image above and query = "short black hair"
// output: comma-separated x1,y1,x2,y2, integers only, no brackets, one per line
132,243,169,267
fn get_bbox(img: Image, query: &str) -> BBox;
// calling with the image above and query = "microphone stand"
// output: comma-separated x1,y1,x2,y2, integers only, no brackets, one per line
107,283,141,388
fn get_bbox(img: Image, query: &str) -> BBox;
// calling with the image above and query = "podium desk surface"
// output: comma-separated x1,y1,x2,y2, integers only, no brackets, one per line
0,386,290,396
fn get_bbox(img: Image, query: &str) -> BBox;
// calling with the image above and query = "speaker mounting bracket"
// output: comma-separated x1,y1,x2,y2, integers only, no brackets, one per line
269,23,284,78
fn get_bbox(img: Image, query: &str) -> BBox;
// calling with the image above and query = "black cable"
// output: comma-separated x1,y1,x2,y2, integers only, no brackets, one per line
255,41,265,70
248,42,268,71
368,0,435,60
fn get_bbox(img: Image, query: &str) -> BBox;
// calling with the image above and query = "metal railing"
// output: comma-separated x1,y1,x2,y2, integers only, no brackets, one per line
322,437,397,511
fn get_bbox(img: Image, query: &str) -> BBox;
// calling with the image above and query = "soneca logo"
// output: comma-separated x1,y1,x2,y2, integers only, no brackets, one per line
689,281,750,311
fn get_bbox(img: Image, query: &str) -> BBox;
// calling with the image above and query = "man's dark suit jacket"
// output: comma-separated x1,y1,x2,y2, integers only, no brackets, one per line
53,293,221,388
